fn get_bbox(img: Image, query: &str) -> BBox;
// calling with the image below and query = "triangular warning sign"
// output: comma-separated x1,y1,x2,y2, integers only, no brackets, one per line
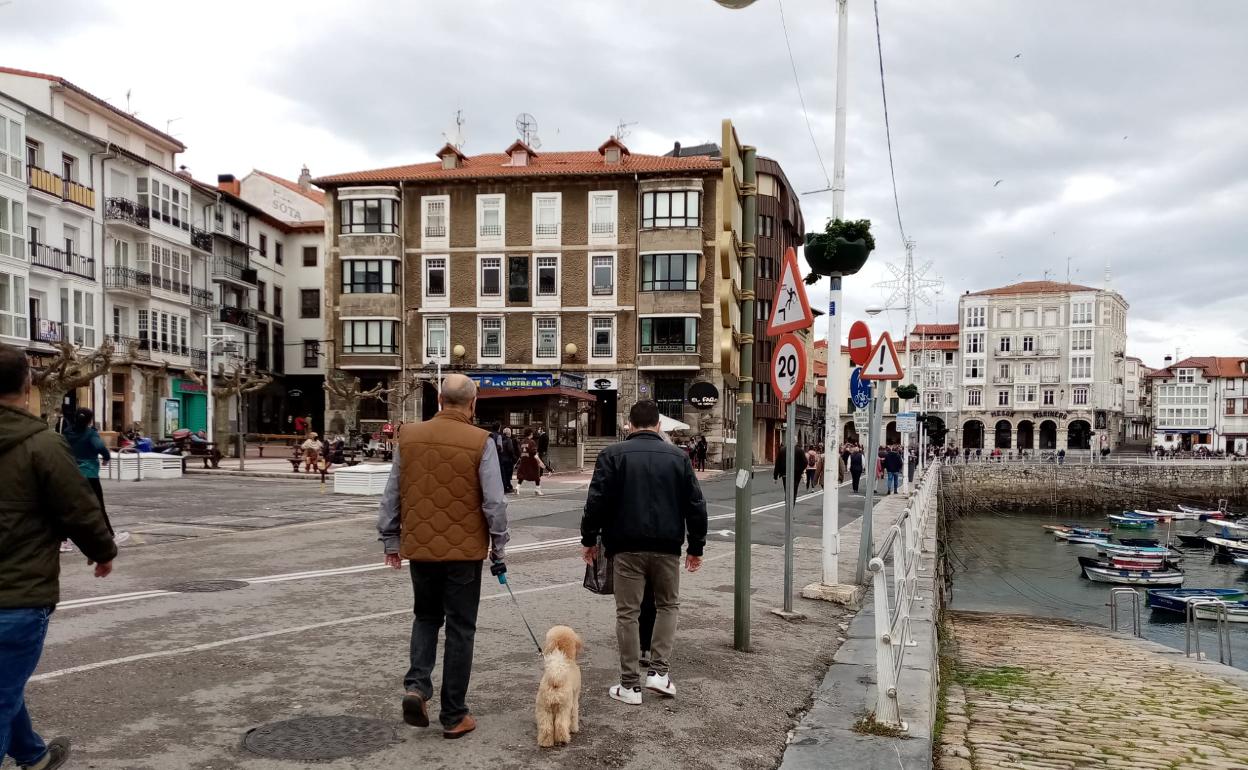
766,247,814,336
861,331,905,380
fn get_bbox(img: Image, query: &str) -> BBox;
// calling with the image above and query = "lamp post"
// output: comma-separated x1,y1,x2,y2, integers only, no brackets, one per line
866,303,914,494
204,331,236,444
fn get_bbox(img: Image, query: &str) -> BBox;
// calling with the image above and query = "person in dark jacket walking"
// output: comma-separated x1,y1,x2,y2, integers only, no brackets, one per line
536,427,552,473
581,401,708,705
849,447,865,492
772,440,806,506
884,447,904,494
0,343,117,769
491,425,519,494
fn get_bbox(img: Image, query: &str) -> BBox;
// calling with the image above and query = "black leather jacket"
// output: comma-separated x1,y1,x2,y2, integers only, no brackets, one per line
580,431,708,557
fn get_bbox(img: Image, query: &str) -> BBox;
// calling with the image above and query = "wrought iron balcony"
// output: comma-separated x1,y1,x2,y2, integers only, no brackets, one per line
104,266,152,294
29,318,64,344
218,305,257,330
191,288,214,309
105,197,151,229
108,334,151,360
1041,375,1061,384
29,242,96,280
213,256,257,285
190,348,207,369
1038,348,1061,357
992,375,1014,384
478,224,502,237
190,226,213,252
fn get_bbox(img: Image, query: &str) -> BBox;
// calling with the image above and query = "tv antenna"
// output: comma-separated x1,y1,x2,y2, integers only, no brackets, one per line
515,112,541,149
443,109,466,150
615,119,638,142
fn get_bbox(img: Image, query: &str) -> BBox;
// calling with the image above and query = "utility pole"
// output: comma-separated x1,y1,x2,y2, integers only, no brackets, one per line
901,239,914,495
733,145,758,651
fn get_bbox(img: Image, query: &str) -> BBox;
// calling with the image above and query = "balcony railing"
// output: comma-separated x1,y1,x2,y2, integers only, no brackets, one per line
29,242,96,280
1041,375,1061,384
1038,348,1060,357
591,220,615,235
190,226,213,252
190,348,207,369
191,288,214,309
105,197,151,229
104,266,152,294
108,334,151,360
213,256,256,285
479,224,501,237
640,343,699,354
992,375,1013,384
27,166,97,210
30,318,64,344
218,305,257,330
424,225,447,238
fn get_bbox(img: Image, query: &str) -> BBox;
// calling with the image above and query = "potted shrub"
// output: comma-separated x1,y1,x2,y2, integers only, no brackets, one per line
804,218,875,283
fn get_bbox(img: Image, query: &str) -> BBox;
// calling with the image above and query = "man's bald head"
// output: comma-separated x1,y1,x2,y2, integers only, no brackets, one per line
439,373,478,410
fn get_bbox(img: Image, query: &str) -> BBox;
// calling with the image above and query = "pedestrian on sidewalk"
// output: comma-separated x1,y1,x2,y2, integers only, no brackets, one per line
773,440,805,506
849,446,864,492
301,433,323,473
580,400,707,705
63,408,130,545
536,426,553,473
377,373,510,740
804,445,818,490
695,435,708,472
0,342,117,770
884,446,903,495
515,428,545,496
491,424,518,495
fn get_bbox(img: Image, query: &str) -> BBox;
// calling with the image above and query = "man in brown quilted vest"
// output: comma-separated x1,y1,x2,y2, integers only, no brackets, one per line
377,373,509,739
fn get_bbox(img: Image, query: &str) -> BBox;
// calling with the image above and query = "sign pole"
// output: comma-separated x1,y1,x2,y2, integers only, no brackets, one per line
855,389,881,584
821,277,842,586
783,399,796,613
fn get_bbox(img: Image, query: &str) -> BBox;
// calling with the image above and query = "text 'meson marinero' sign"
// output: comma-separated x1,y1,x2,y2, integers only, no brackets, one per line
468,372,586,390
687,381,720,410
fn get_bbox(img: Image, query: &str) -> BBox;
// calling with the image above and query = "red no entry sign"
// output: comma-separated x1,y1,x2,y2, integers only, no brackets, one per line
847,320,872,367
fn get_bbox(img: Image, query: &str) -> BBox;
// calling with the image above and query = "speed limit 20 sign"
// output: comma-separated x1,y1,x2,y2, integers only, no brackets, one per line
770,333,808,404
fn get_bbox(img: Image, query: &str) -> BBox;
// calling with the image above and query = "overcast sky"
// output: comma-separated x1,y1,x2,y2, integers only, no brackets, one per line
7,0,1246,366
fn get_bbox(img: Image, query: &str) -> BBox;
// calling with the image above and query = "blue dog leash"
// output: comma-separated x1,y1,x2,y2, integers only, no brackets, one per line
492,561,543,656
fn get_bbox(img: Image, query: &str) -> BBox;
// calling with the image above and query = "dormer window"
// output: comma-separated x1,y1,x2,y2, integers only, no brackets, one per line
598,136,631,166
505,140,538,167
436,143,466,170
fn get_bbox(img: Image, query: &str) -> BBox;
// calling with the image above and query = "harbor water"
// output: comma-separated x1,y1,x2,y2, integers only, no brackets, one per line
948,509,1248,671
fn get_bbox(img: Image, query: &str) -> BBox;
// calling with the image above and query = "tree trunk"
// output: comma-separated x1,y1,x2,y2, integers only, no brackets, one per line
39,386,66,427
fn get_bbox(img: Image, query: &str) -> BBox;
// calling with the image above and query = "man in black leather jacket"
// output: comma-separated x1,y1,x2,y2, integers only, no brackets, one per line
580,400,708,706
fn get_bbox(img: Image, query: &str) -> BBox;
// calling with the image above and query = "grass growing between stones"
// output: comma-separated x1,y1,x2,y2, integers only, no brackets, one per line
932,621,956,744
853,712,907,738
956,665,1030,693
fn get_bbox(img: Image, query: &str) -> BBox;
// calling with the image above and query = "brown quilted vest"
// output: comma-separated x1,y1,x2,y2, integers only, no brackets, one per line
398,411,490,562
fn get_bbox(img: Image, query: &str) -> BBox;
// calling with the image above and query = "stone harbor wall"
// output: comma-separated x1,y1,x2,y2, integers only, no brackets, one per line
940,461,1248,513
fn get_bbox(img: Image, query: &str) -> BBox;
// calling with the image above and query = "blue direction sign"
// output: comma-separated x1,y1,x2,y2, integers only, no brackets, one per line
849,366,872,409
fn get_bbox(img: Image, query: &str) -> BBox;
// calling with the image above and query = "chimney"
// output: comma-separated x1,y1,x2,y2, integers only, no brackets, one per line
298,165,311,191
673,141,682,156
217,173,240,196
1164,355,1173,366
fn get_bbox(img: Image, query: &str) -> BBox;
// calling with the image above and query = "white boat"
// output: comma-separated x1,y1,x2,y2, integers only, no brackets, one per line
1215,520,1248,536
1083,565,1184,585
1155,509,1205,520
1179,504,1227,516
1055,530,1111,545
1193,601,1248,623
1206,537,1248,555
1235,557,1248,568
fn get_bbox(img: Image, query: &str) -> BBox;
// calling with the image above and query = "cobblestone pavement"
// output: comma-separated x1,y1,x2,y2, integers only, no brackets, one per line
940,611,1248,770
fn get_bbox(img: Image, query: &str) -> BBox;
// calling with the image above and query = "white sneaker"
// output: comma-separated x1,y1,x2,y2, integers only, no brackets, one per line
59,541,74,553
608,684,642,705
645,671,676,698
536,488,544,496
113,531,132,545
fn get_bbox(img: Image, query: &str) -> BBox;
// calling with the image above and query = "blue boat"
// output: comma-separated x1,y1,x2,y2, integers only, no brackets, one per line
1145,588,1246,614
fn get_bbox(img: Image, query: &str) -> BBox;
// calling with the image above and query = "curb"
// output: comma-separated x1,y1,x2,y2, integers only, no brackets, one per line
184,469,327,481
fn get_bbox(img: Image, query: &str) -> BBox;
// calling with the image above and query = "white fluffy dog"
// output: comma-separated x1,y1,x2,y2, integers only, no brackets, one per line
536,625,583,747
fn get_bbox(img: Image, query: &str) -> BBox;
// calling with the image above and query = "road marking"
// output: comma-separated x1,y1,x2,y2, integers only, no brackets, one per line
123,522,240,534
32,580,582,683
708,490,823,522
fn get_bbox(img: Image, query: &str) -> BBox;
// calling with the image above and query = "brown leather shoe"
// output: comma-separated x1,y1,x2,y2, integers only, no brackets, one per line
401,692,429,727
442,714,476,739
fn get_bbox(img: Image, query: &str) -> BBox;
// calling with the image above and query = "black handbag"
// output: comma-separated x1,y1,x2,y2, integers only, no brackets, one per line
583,541,613,595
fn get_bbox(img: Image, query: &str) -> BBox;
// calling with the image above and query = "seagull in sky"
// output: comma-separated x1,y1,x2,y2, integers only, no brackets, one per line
993,179,1004,187
1013,53,1022,59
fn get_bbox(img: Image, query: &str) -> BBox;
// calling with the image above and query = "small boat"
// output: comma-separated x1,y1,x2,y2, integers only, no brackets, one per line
1107,514,1156,529
1055,530,1111,545
1083,565,1185,586
1235,557,1248,568
1132,510,1178,521
1177,532,1214,548
1043,524,1112,536
1146,588,1247,614
1206,537,1248,556
1098,543,1169,557
1215,520,1248,536
1117,537,1161,547
1179,504,1225,515
1155,509,1206,521
1193,600,1248,623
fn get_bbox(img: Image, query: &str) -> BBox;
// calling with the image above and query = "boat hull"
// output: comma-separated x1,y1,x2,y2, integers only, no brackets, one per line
1145,588,1245,613
1193,602,1248,623
1083,567,1184,585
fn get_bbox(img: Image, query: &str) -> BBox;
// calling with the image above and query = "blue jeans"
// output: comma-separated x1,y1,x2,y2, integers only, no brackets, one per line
887,471,901,493
0,607,52,766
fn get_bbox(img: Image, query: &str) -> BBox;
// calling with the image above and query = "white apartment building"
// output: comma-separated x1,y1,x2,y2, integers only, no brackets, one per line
907,323,960,443
1149,356,1248,455
957,280,1128,453
1124,356,1152,441
0,95,29,356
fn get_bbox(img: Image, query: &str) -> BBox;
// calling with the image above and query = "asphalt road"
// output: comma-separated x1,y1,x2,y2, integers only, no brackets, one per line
23,469,877,769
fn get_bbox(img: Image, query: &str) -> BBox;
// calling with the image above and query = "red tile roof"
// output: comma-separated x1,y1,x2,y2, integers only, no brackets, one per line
968,280,1098,296
0,66,187,151
1148,356,1248,379
911,323,959,335
253,170,326,206
908,340,959,351
313,149,720,185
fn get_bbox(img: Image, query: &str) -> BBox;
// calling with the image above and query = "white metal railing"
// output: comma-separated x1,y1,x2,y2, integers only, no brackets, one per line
867,460,939,730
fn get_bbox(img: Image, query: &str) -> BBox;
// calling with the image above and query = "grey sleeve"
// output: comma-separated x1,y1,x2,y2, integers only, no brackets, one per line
377,444,402,553
479,439,511,560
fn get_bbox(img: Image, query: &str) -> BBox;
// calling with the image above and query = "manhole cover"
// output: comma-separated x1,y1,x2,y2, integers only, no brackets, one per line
166,579,249,593
242,716,398,761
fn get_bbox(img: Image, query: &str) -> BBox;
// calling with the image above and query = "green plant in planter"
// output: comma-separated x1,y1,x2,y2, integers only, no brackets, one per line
895,384,919,401
804,218,876,284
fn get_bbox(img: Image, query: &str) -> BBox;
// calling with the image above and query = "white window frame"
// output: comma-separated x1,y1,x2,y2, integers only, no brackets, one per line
0,193,25,261
964,357,984,380
1043,388,1055,406
533,253,560,308
422,255,449,309
477,254,504,308
1071,300,1093,325
966,389,982,407
423,315,450,364
0,114,22,181
1070,355,1093,381
478,315,504,364
1072,386,1089,406
476,194,505,247
999,336,1012,353
997,389,1010,407
588,251,616,306
1071,329,1093,352
1022,335,1035,352
533,315,560,364
0,270,28,341
589,315,616,363
964,306,985,328
421,195,450,248
588,190,617,244
532,192,562,246
965,333,984,354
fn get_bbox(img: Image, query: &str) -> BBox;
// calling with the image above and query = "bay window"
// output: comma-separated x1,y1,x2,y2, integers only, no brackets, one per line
640,252,698,291
642,189,701,228
640,317,698,354
340,198,399,234
342,320,399,354
342,259,396,294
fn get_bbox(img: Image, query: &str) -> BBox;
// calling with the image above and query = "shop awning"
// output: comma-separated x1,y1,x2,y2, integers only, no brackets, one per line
660,413,691,432
476,386,596,402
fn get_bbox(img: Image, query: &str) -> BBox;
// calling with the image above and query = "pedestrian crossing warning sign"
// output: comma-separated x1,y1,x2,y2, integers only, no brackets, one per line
861,331,904,381
765,247,814,336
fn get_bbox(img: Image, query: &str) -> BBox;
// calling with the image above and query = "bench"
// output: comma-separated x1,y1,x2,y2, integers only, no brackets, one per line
183,441,223,470
255,434,303,457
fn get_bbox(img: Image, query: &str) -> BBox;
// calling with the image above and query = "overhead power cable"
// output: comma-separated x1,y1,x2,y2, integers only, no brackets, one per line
777,0,833,191
873,0,907,243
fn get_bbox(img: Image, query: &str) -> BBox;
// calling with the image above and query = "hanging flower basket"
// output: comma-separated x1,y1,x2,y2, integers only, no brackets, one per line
804,219,875,282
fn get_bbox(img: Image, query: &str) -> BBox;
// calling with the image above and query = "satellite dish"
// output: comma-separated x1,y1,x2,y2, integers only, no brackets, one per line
515,113,539,146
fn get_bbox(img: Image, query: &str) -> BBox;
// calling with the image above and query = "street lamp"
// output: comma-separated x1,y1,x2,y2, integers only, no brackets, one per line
204,330,237,444
712,0,760,7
